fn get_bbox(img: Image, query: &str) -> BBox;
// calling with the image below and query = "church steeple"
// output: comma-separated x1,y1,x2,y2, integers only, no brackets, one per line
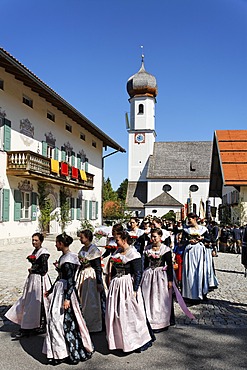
126,54,157,182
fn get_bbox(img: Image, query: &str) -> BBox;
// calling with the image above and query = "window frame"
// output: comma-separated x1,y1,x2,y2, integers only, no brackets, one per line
47,111,55,122
21,191,31,220
23,95,33,108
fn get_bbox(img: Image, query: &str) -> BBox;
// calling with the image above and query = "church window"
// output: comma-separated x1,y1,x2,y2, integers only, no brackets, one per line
163,184,172,192
138,104,144,114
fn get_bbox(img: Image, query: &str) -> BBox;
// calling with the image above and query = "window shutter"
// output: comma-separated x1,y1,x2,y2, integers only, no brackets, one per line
3,118,11,151
84,200,88,219
77,155,81,169
2,189,10,222
14,189,22,221
42,141,48,157
96,201,99,219
54,147,59,160
76,198,81,220
89,200,92,220
71,151,75,167
70,198,74,220
85,161,88,173
31,192,37,221
61,146,66,162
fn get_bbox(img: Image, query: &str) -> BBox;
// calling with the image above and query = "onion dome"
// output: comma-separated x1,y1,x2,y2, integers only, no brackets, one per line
127,58,158,98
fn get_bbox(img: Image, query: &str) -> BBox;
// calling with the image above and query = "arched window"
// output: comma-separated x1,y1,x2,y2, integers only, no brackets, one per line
138,104,144,114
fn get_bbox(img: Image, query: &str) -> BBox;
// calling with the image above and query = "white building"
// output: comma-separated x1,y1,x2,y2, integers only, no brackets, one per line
126,58,221,220
0,48,125,246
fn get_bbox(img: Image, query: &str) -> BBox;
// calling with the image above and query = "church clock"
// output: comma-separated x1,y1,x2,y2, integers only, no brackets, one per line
135,133,145,143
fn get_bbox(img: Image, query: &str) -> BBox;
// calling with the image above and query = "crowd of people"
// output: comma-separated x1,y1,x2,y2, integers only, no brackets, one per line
5,212,224,365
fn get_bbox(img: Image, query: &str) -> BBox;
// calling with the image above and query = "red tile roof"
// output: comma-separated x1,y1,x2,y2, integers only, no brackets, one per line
216,130,247,185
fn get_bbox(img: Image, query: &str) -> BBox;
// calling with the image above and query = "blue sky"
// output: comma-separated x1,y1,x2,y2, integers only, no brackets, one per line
2,0,247,189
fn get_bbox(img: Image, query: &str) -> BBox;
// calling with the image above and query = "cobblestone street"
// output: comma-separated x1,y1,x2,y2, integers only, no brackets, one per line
0,240,246,369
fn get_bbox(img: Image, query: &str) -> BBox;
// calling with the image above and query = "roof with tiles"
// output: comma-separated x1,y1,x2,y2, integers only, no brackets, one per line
145,191,183,207
209,130,247,197
147,141,212,179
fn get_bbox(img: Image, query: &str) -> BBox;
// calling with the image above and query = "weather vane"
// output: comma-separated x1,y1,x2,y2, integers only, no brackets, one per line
141,45,144,63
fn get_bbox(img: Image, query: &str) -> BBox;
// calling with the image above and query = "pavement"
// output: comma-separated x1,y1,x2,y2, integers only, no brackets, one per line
0,239,247,369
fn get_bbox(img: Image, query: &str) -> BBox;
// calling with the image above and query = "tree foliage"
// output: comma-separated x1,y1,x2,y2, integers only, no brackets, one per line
102,177,129,221
116,178,128,201
103,177,118,202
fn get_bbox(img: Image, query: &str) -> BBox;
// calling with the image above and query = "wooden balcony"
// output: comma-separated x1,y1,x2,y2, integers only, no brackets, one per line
6,151,94,190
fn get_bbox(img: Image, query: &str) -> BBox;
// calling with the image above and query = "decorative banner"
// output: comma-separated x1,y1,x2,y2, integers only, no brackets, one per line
51,159,59,174
206,199,211,220
71,166,78,179
199,198,205,220
60,162,69,176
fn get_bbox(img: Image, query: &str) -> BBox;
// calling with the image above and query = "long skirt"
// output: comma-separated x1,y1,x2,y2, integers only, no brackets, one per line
141,267,172,330
77,267,103,332
182,242,208,300
205,248,218,289
105,274,152,352
5,273,51,329
43,280,93,361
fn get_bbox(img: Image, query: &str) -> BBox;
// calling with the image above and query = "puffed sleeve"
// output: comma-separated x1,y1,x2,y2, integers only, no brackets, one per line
161,250,173,282
63,262,77,300
30,254,49,276
130,258,142,292
90,257,103,284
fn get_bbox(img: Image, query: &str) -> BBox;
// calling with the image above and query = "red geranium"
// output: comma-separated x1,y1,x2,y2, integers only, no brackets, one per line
27,255,36,263
110,257,123,266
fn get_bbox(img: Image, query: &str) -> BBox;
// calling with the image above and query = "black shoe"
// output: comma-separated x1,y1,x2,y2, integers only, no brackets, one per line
13,331,30,339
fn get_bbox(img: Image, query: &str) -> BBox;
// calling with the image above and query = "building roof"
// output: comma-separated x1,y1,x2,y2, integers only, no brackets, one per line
147,141,212,179
0,48,125,153
126,181,147,208
209,130,247,197
145,191,183,207
127,60,158,99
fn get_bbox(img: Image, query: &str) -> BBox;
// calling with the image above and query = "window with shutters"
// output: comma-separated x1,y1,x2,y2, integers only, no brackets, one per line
92,201,97,219
21,191,31,220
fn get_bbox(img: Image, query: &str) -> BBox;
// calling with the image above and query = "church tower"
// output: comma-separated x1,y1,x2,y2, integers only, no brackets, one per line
126,56,158,182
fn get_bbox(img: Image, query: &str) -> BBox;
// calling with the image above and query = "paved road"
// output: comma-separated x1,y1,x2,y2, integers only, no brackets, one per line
0,240,246,369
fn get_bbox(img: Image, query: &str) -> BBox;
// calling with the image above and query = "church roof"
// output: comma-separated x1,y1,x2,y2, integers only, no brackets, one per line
147,141,212,179
145,191,183,207
126,181,147,208
127,60,158,98
209,130,247,197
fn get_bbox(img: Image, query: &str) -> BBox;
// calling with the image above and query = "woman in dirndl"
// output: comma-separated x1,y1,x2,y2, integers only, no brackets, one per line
105,230,155,353
141,228,173,332
77,229,105,333
5,232,51,338
43,232,93,365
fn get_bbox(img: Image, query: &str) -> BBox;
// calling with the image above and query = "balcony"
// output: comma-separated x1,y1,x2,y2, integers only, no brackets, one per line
6,151,94,190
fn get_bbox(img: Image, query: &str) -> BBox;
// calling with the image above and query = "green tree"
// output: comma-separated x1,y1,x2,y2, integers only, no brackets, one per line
103,177,117,202
59,186,71,232
162,210,176,221
116,178,128,202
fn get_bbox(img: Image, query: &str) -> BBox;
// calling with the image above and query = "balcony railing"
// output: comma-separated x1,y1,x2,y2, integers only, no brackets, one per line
6,151,94,190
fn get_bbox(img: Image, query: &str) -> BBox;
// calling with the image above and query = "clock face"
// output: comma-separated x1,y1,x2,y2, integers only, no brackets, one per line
135,133,145,143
